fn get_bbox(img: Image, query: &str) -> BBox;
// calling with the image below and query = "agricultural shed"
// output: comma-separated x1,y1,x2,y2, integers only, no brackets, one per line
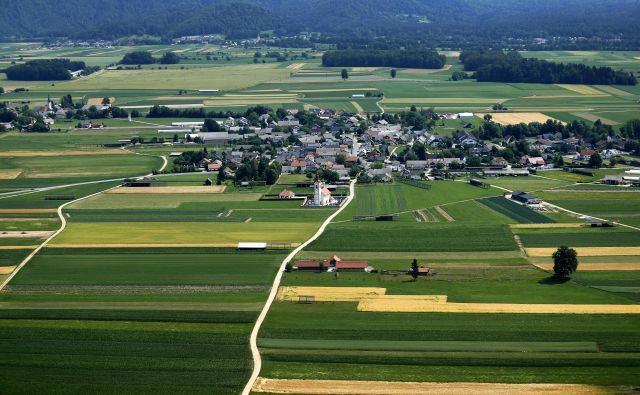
237,242,267,250
294,261,325,271
335,261,370,271
511,191,541,204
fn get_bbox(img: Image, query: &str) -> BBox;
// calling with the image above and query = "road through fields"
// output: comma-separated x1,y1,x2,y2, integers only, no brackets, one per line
242,180,356,395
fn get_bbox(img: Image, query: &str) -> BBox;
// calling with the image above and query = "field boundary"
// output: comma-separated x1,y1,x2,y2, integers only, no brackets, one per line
241,180,356,395
0,184,120,291
252,378,611,394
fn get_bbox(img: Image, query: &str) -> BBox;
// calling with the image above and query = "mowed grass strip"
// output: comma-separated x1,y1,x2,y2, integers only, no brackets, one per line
526,247,640,257
308,223,518,252
10,252,286,286
258,338,598,352
107,186,226,194
50,222,317,245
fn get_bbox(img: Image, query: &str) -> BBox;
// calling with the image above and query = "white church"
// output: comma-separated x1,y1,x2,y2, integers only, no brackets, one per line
312,178,336,206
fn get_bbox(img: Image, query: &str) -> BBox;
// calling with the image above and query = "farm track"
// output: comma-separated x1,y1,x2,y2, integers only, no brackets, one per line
0,184,120,291
242,180,356,395
0,151,168,290
252,378,612,395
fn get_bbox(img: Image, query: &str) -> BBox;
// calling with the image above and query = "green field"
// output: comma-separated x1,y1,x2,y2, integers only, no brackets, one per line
1,44,639,392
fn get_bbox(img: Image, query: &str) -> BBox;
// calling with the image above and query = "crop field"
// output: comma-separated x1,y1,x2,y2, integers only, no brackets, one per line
1,44,639,392
536,190,640,227
257,180,640,388
479,197,555,224
2,45,637,120
480,112,563,125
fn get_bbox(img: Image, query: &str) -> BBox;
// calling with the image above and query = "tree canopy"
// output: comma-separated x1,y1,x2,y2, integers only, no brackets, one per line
4,59,86,81
323,49,446,69
552,246,579,278
461,50,637,85
120,51,156,65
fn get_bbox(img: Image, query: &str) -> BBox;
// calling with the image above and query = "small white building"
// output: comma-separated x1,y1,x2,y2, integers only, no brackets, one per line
313,179,335,206
458,112,474,119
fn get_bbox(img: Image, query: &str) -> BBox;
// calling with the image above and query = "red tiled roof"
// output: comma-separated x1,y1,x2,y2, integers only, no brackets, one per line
279,189,296,197
581,149,596,156
335,261,369,269
207,163,222,170
294,261,322,268
291,159,306,167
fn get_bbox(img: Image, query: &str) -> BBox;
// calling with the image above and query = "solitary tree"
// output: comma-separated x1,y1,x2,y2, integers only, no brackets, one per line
319,261,325,273
390,69,397,78
589,152,603,168
410,259,420,281
552,246,579,279
483,114,493,122
341,68,349,80
101,97,110,105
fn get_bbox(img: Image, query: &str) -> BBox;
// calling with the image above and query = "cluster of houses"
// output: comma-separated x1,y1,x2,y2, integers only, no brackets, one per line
293,255,373,272
159,106,638,188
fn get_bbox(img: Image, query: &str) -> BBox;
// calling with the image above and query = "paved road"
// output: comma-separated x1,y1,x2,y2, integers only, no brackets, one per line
241,180,356,395
0,184,119,291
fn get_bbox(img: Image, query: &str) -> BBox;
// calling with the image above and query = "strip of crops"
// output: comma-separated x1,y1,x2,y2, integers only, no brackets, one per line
480,197,555,224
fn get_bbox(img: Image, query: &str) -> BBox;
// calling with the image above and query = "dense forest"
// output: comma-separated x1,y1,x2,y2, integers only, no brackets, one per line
3,59,86,81
1,1,640,50
460,50,637,85
322,49,446,69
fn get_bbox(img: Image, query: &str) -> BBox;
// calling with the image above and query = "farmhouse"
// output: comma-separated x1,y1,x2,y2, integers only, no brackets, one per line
511,191,541,204
293,255,371,272
279,189,296,199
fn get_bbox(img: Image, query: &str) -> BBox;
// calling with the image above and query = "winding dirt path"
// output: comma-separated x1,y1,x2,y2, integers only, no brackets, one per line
241,180,356,395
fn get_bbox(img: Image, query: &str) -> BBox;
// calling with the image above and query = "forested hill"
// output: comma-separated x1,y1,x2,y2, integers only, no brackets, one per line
2,0,640,49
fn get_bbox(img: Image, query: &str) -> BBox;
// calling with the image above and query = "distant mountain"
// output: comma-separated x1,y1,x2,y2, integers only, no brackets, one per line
2,0,640,49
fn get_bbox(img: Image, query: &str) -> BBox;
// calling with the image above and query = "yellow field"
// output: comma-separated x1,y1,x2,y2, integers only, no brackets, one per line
568,51,597,56
276,286,386,302
0,266,16,275
48,243,302,249
252,378,611,395
50,222,318,246
351,67,379,72
533,263,640,271
350,101,364,114
0,150,127,157
46,64,291,91
481,112,562,125
556,84,604,95
357,299,640,314
526,247,640,257
0,246,38,250
435,206,454,222
0,209,58,214
108,186,226,194
87,97,115,106
286,63,306,70
0,169,21,179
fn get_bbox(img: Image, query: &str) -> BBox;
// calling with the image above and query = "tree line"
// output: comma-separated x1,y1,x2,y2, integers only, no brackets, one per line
322,49,446,69
460,50,637,85
4,59,88,81
120,51,179,65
